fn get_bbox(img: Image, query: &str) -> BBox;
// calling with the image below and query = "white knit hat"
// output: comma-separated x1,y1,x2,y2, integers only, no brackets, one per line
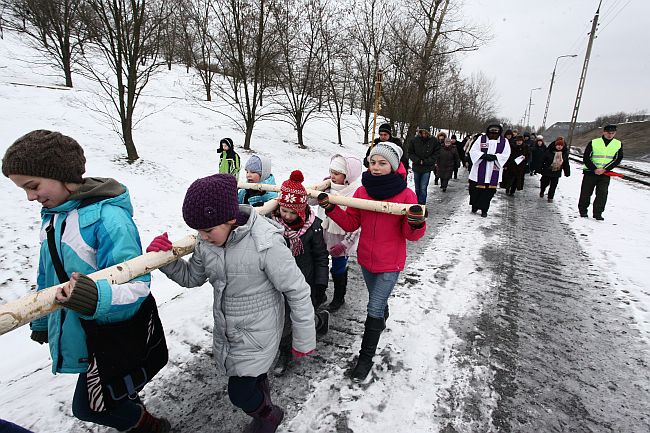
329,155,347,175
368,142,403,171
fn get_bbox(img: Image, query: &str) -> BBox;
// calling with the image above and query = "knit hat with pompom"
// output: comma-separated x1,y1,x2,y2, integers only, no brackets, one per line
278,170,308,221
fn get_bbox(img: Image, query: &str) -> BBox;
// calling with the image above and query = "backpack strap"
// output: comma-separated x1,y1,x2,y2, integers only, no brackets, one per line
46,216,69,284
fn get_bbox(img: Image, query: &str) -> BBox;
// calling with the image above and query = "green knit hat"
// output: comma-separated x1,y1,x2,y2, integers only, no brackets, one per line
2,130,86,183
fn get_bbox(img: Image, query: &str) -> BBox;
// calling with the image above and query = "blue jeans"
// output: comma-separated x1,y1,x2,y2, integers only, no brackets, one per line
331,255,348,275
361,267,400,319
413,171,431,205
72,374,142,431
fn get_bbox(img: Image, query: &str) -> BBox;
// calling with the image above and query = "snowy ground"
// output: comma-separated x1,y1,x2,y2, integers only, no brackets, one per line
1,31,649,432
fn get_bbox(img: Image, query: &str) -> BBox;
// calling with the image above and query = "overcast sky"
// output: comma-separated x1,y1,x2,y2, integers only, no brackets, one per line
459,0,650,128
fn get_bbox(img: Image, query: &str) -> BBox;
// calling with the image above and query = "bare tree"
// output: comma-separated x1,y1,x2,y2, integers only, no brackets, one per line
270,0,325,149
183,0,218,101
348,0,387,144
320,2,352,146
2,0,86,87
160,0,181,70
390,0,484,136
211,0,276,150
81,0,165,161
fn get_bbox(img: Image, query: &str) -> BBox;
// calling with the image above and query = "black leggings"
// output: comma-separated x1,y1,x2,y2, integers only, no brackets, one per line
540,176,559,199
228,374,266,413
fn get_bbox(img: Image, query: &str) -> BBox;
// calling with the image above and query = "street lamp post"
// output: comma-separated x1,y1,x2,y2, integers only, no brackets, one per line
527,87,541,129
541,54,578,130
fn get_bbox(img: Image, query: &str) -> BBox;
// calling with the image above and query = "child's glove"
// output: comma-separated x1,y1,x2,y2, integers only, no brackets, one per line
57,272,98,316
328,242,346,257
30,330,48,345
147,232,172,252
317,193,334,211
291,348,315,358
407,205,426,229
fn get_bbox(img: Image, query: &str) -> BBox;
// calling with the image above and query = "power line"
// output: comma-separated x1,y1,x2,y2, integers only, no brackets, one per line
598,0,632,34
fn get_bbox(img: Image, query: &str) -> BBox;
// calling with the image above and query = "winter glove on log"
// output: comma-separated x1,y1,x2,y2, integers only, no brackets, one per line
30,330,48,345
291,348,315,358
147,232,173,252
56,272,98,316
317,193,334,211
407,205,426,229
328,242,346,257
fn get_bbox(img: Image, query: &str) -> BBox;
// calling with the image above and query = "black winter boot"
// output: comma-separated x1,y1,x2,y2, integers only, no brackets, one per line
315,310,330,335
244,376,284,433
350,316,385,381
327,270,348,312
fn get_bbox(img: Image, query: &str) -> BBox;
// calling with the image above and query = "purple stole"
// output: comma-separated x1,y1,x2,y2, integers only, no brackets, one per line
477,135,506,186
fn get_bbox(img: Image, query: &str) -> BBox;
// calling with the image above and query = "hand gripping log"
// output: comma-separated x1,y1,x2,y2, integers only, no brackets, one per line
238,181,426,216
0,235,197,336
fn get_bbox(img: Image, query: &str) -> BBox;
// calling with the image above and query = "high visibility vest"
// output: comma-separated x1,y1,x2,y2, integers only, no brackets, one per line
583,137,621,169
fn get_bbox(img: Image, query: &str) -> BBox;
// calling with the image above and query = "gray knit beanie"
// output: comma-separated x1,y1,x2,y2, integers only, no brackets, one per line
368,142,403,172
2,130,86,183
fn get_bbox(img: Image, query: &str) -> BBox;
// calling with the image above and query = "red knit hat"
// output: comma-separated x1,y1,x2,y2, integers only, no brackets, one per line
278,170,308,221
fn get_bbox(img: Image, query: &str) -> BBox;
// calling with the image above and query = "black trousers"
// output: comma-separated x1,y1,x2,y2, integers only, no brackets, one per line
228,374,267,412
540,176,560,199
469,181,497,212
578,174,610,216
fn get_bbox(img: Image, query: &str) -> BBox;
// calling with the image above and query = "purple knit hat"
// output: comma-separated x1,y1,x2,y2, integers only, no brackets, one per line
182,174,239,230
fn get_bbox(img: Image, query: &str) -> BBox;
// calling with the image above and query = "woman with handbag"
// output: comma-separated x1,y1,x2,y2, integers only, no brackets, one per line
3,130,170,433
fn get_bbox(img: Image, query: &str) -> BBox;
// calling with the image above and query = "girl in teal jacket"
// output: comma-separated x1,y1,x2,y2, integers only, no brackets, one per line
2,130,169,433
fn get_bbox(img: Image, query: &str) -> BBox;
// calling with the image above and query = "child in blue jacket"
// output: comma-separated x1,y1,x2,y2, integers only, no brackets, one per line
2,130,169,433
238,154,278,206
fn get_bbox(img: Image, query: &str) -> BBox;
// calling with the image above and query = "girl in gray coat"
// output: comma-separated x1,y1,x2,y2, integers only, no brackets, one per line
147,174,316,433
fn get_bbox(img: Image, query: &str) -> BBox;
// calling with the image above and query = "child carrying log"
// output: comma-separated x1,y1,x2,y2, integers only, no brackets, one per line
317,142,426,381
270,170,330,375
238,154,277,207
317,154,363,312
2,130,169,432
147,174,315,433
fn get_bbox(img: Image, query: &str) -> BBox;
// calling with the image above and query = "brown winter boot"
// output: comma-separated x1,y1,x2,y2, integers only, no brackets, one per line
350,316,385,381
244,376,284,433
127,406,171,433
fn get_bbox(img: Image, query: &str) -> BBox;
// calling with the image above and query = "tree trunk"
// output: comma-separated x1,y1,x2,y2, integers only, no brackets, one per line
62,52,73,87
297,124,306,149
337,114,343,146
244,122,254,150
122,118,139,161
206,79,211,101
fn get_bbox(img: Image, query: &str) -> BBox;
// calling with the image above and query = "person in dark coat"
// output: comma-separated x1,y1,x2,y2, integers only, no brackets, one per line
436,138,460,192
504,129,514,144
271,170,330,374
529,135,546,175
502,135,529,196
522,132,534,174
408,125,440,205
364,123,409,170
433,131,447,185
452,135,465,178
540,136,571,202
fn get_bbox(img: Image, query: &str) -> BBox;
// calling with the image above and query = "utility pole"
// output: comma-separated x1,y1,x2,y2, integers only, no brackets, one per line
526,87,541,130
568,1,601,145
541,54,578,130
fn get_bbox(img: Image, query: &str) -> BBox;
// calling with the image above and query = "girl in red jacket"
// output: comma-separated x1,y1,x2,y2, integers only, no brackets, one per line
317,142,426,380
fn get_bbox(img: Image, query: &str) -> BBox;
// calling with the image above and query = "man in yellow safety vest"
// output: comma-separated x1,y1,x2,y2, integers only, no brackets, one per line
578,124,624,220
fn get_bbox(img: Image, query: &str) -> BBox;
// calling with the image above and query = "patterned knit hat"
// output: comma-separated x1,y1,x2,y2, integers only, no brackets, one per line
368,142,403,172
278,170,308,221
182,174,239,230
329,155,347,175
2,130,86,183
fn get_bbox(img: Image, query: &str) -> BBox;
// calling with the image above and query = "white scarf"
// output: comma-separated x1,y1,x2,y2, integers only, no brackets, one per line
318,180,360,235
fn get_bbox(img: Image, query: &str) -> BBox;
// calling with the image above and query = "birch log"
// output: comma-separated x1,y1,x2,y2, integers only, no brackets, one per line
254,179,331,215
0,235,197,336
238,181,425,216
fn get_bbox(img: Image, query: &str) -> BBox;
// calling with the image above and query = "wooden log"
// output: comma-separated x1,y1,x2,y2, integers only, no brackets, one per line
238,181,424,216
0,235,197,336
253,179,332,215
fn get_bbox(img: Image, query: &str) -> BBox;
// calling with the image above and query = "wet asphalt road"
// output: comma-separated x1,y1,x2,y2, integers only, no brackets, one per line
70,171,650,432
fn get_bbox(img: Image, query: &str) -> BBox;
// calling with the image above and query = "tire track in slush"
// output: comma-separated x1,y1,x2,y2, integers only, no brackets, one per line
448,184,650,432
